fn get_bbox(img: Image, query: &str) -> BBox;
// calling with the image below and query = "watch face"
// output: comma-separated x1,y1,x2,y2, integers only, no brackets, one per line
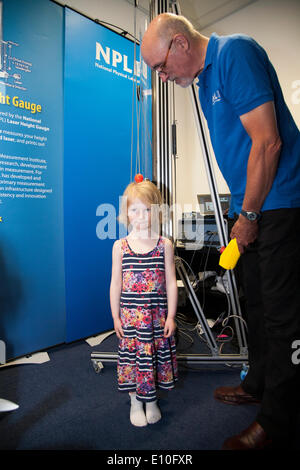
248,212,257,221
241,210,260,221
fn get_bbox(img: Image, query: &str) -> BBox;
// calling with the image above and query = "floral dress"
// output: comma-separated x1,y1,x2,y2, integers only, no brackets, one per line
117,236,178,402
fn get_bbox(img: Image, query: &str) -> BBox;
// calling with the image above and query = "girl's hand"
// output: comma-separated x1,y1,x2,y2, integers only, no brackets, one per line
113,317,124,339
164,317,176,338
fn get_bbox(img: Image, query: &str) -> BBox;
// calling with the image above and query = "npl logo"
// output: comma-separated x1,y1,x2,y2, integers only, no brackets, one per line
95,41,147,79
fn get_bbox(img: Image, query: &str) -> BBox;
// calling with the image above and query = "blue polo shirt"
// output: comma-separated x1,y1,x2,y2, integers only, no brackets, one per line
197,33,300,216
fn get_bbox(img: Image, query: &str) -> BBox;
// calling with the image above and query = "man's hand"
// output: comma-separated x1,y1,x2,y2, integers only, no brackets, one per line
230,215,258,254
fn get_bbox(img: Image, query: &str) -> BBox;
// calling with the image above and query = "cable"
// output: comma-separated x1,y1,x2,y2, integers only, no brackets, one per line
140,94,153,179
130,4,137,181
200,233,217,312
177,256,199,290
129,2,152,182
222,314,248,330
176,328,194,351
175,237,245,357
94,19,139,42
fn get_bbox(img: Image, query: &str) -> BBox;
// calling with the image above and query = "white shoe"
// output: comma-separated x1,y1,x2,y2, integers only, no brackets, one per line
0,398,19,412
129,394,147,427
146,401,161,424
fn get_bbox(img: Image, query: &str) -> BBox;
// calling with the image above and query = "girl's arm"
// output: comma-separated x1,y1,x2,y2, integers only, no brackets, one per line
110,240,124,339
164,238,178,338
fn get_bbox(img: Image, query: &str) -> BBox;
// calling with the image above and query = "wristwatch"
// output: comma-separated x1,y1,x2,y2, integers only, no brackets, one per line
240,209,261,221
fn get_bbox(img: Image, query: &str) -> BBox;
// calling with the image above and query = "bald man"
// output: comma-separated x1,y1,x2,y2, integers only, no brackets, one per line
142,13,300,450
141,13,208,88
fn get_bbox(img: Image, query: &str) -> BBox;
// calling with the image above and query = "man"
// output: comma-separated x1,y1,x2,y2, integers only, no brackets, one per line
141,13,300,450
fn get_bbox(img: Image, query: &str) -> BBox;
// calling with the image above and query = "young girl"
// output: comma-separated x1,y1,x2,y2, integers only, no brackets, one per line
110,179,178,427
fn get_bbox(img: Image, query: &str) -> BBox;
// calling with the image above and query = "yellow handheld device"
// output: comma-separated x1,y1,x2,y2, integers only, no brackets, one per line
219,238,240,270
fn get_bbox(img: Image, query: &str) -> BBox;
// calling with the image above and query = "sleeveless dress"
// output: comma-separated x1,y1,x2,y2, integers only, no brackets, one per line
117,236,178,402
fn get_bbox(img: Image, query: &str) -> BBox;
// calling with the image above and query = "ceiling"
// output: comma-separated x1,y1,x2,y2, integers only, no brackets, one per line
177,0,257,30
127,0,258,31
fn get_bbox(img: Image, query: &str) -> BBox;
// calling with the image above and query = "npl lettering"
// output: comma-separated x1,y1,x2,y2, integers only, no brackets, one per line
95,41,144,78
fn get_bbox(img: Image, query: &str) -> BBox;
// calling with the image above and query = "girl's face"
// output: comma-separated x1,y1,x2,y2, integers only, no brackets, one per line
128,199,151,232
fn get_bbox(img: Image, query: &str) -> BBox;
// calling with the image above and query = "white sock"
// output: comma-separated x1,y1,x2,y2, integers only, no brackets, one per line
129,393,147,427
146,400,161,424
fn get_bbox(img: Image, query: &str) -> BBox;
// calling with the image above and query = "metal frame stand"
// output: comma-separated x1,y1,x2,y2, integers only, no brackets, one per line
91,255,247,372
170,0,248,364
174,257,247,365
90,0,248,372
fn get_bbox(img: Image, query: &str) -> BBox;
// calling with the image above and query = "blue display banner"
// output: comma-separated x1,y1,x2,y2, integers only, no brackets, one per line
64,8,152,342
0,0,65,359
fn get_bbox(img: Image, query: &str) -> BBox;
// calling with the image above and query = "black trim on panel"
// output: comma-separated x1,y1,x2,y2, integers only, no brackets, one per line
50,0,140,43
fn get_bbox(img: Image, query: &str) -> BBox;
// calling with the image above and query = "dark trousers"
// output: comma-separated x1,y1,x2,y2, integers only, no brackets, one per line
240,208,300,442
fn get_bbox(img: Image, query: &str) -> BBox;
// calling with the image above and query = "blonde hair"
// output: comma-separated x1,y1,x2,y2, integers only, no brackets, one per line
118,180,162,227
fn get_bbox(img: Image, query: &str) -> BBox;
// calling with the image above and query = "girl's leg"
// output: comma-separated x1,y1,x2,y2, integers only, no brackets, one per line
129,392,147,427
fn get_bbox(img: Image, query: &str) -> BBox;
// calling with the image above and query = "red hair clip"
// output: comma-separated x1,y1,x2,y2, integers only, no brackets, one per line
134,173,144,183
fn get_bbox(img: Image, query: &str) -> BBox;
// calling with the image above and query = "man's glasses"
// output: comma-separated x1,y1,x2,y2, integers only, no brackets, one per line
152,38,174,74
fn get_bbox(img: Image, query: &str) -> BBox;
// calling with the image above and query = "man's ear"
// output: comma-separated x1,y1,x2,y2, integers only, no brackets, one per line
173,34,190,52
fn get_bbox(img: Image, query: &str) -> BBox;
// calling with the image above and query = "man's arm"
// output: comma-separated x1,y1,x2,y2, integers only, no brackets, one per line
230,101,282,253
